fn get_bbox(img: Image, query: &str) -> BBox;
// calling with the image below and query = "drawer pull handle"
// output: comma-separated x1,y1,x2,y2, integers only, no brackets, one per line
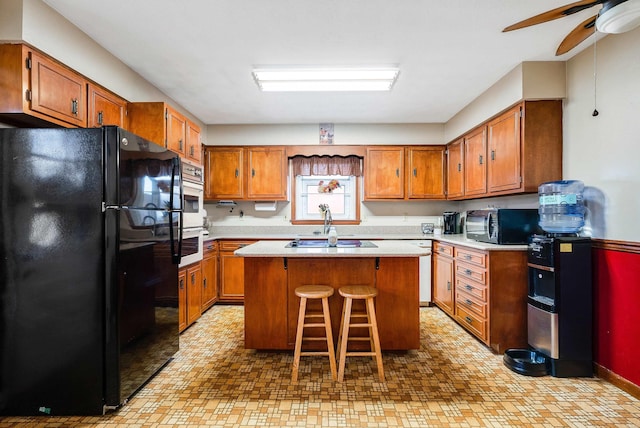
465,269,472,275
465,316,473,324
465,299,473,306
465,284,473,291
464,254,472,260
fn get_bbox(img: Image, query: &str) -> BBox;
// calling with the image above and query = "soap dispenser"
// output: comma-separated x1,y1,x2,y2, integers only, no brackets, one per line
327,226,338,247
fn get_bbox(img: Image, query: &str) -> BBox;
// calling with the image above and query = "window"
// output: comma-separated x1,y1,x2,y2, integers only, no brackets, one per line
294,175,357,221
290,155,362,224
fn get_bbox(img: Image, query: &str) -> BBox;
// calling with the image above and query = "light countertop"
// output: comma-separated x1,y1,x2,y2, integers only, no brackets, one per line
206,232,528,252
235,240,432,258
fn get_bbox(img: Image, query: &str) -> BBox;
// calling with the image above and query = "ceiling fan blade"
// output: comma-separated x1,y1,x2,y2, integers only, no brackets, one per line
556,15,598,55
503,0,602,32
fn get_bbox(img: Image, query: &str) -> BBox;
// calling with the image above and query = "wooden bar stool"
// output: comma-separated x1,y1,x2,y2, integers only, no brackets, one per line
336,285,384,382
292,285,337,382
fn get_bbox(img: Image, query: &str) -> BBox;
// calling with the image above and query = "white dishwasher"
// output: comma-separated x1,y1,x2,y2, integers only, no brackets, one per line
406,240,432,306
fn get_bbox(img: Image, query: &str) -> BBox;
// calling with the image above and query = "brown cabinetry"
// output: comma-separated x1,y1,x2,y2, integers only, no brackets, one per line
204,146,287,201
0,44,87,127
406,146,446,199
433,241,454,316
435,240,529,353
178,262,203,332
219,240,256,302
244,256,420,351
87,83,127,128
201,240,218,311
364,146,446,200
463,127,488,197
127,102,202,164
178,269,187,332
364,147,405,199
446,139,464,199
446,100,562,200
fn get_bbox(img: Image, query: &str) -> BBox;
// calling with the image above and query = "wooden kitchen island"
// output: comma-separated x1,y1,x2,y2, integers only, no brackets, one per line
235,240,430,351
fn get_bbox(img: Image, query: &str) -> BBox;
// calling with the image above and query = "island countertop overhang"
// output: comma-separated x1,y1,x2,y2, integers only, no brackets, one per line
234,240,431,257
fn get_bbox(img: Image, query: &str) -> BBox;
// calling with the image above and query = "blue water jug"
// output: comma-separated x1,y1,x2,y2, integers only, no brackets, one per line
538,180,585,233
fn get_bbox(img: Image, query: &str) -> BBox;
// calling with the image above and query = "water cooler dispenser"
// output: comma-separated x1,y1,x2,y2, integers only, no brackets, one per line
504,180,593,377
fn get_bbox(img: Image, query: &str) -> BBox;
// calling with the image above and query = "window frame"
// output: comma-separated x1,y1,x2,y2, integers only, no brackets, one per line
290,174,361,225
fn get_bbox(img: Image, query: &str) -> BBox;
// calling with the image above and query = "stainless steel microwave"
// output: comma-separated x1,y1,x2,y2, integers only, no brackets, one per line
465,208,540,244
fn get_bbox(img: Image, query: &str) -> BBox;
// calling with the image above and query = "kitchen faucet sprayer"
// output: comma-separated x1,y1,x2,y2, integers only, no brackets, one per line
319,204,332,234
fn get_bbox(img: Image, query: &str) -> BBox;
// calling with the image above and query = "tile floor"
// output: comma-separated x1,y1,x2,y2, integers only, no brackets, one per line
1,305,639,427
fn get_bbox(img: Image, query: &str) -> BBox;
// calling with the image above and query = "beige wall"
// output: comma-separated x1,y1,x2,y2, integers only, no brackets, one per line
206,123,444,146
564,27,640,241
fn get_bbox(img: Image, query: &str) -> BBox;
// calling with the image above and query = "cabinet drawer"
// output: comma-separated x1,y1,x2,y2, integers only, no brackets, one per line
219,240,255,251
204,240,218,254
455,277,487,302
434,242,454,257
455,290,487,318
455,261,487,284
455,305,488,343
455,247,487,268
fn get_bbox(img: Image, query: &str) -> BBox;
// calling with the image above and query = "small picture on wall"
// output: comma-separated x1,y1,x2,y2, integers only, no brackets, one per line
319,123,334,144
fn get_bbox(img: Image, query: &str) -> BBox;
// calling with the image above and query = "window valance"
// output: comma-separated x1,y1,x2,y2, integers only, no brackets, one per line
291,155,362,176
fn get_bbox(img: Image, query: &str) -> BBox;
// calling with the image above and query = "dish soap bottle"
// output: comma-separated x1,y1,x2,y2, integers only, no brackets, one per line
327,226,338,247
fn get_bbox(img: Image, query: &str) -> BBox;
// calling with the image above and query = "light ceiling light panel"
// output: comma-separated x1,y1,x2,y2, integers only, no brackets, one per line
252,67,399,92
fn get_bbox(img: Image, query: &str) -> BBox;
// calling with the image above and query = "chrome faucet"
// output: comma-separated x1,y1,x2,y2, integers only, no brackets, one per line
319,204,332,234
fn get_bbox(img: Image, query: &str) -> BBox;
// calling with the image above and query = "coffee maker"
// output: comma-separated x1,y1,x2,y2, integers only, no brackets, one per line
442,211,460,234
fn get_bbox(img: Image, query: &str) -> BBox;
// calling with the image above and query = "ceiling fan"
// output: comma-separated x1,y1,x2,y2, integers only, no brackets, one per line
503,0,640,55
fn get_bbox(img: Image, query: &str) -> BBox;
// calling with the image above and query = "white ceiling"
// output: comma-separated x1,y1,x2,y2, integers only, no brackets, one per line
43,0,605,125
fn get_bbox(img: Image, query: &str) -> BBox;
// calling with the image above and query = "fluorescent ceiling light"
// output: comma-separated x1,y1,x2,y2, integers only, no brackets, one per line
252,67,400,92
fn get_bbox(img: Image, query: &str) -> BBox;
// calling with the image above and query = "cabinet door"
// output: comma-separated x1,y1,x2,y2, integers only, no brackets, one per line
219,251,245,301
29,50,87,127
246,147,287,200
204,147,244,200
464,127,487,197
186,264,202,326
185,121,202,164
87,83,127,128
433,253,454,316
488,106,522,193
178,269,187,332
406,146,446,199
201,251,218,311
446,138,465,199
364,147,404,199
166,106,186,156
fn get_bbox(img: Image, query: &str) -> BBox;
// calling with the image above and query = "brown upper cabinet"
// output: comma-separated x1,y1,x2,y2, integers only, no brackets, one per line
87,83,127,128
204,146,287,201
446,100,562,200
127,102,202,164
364,147,405,199
0,44,87,127
406,146,446,199
364,146,446,200
446,138,464,199
463,126,488,198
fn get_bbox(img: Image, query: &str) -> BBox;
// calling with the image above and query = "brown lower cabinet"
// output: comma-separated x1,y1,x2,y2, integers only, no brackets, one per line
179,262,203,332
433,240,528,353
244,256,420,351
201,240,219,311
218,240,256,303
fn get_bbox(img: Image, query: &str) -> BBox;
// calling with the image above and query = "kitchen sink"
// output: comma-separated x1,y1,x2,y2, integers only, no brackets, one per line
285,239,377,248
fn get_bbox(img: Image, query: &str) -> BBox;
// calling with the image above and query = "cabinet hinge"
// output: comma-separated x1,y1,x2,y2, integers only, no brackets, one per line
445,149,449,155
25,89,32,102
520,109,524,118
25,57,32,70
519,176,523,183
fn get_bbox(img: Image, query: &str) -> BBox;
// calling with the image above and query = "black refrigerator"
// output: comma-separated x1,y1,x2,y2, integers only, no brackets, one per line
0,126,182,415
